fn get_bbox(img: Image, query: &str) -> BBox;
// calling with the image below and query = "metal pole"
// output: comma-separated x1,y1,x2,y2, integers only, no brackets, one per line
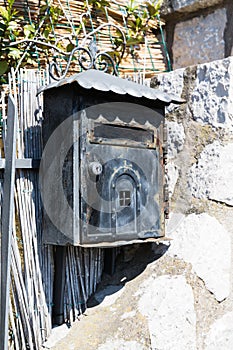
0,95,17,350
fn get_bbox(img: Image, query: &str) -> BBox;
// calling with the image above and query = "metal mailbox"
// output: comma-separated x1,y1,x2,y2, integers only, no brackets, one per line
39,69,182,247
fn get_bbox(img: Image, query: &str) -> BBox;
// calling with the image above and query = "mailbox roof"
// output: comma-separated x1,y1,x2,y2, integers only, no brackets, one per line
38,69,183,104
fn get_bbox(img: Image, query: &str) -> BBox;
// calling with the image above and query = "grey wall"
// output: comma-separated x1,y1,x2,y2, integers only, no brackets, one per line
150,56,233,349
161,0,233,69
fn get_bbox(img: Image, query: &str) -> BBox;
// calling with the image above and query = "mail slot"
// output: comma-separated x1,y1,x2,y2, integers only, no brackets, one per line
39,69,182,247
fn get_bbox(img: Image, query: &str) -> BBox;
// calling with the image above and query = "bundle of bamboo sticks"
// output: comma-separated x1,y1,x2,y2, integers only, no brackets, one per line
6,69,52,349
0,68,105,349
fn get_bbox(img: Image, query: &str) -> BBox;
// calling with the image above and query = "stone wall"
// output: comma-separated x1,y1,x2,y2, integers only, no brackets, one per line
149,56,233,349
161,0,233,69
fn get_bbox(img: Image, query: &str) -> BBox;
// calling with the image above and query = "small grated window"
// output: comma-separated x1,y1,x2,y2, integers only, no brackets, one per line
119,190,131,207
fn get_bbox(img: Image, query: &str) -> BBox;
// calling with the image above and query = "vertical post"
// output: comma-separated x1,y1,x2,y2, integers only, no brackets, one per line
0,95,17,350
52,246,66,325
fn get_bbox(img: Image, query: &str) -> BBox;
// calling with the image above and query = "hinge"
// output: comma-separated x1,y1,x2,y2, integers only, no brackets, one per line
164,183,169,219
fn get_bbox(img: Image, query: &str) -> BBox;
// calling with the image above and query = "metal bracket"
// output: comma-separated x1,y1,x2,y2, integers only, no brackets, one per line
0,158,40,169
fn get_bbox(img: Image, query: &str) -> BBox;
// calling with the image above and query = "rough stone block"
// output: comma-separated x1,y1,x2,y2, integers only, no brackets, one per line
190,58,233,128
138,275,196,350
189,141,233,205
173,9,226,69
204,312,233,350
171,0,223,13
151,68,184,112
151,68,184,95
167,213,231,301
167,121,186,158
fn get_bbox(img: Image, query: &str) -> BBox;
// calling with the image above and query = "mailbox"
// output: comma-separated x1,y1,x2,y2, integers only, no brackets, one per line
39,69,182,247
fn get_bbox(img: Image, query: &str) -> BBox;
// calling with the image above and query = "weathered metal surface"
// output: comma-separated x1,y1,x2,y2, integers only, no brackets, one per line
40,69,180,247
38,69,184,104
42,100,167,246
78,115,163,245
0,95,17,350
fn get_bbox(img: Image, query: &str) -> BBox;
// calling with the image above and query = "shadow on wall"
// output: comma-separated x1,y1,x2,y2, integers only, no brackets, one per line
87,242,169,308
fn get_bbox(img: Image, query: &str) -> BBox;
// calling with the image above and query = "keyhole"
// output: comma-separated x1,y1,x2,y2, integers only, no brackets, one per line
89,161,102,175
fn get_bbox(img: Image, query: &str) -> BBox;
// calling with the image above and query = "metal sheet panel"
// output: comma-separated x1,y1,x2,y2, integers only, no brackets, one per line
38,69,184,104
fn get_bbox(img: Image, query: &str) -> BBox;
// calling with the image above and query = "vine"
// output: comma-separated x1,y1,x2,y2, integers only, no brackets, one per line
0,0,63,83
124,0,163,46
0,0,164,84
84,0,163,46
0,0,23,82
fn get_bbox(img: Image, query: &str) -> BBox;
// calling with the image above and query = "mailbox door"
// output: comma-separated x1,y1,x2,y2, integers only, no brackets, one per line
79,118,163,245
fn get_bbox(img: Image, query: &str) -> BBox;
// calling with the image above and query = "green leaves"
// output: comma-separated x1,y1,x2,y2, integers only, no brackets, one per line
8,0,15,7
126,0,138,15
0,0,31,81
0,61,8,75
146,2,156,17
0,0,163,85
126,37,142,46
0,6,8,21
66,43,75,52
145,0,163,18
8,47,21,59
135,17,143,30
23,24,35,38
0,0,65,84
0,0,18,22
124,0,163,50
84,0,110,10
